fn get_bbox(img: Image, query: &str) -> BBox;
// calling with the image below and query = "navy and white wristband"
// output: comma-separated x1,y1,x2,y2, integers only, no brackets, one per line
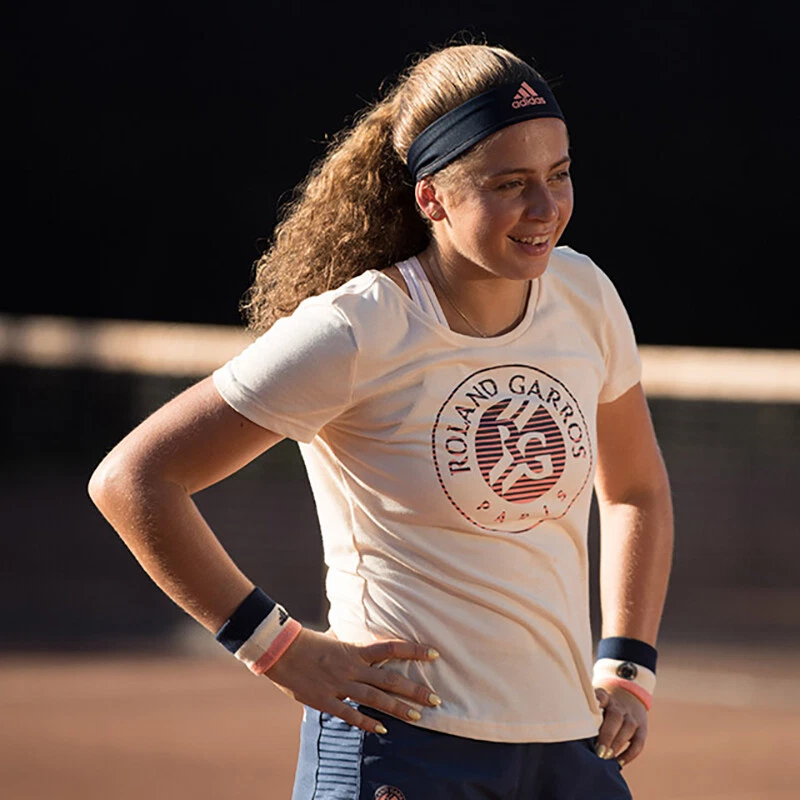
592,637,657,710
215,587,302,675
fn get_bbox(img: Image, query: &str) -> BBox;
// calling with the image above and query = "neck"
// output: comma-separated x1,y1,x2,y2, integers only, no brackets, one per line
421,245,531,338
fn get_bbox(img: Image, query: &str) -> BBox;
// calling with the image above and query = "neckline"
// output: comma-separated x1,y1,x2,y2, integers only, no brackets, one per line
372,255,541,347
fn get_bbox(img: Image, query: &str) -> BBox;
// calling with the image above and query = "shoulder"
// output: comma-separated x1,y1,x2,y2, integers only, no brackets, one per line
302,269,412,343
380,265,412,297
548,245,608,286
303,270,393,314
238,278,387,366
282,272,382,339
546,246,627,309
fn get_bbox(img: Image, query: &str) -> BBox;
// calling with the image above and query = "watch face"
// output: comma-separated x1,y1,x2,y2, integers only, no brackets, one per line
616,661,638,680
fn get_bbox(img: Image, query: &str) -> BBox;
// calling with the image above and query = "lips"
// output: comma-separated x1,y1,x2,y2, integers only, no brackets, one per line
508,233,553,257
509,233,551,245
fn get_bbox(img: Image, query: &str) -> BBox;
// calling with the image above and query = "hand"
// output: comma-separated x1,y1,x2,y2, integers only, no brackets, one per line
264,628,442,733
594,685,648,767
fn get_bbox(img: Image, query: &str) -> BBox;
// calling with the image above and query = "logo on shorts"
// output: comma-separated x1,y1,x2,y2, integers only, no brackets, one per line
375,787,406,800
432,365,593,532
512,80,546,108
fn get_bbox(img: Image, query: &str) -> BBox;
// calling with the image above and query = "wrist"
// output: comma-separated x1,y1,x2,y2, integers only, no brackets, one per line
592,637,657,711
215,587,303,675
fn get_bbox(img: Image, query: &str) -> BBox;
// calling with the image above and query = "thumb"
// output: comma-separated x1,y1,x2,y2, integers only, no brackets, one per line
594,686,610,708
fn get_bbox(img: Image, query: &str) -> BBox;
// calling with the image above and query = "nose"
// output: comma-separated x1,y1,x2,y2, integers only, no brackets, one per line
523,181,558,222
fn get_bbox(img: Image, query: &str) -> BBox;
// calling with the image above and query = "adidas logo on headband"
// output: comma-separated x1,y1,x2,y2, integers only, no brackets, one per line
512,81,547,109
405,79,564,181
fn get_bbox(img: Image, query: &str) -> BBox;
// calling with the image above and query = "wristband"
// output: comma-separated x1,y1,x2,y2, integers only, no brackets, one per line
215,587,302,675
592,637,658,711
596,637,657,673
593,658,656,694
594,676,653,710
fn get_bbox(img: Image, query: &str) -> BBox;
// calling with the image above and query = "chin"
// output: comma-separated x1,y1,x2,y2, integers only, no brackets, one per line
509,252,553,280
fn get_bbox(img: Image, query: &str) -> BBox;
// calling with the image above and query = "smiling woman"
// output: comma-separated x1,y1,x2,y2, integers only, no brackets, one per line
88,41,673,800
412,117,573,336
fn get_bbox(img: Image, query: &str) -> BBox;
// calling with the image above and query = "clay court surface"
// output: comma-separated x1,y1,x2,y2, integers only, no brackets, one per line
2,644,798,800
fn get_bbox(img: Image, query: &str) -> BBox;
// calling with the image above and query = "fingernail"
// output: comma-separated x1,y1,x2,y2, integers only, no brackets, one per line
595,744,609,759
428,693,442,706
427,648,440,659
617,758,626,768
407,709,422,721
375,723,388,735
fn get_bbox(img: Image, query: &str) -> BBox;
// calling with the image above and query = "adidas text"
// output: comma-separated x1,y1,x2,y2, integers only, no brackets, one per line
512,96,546,109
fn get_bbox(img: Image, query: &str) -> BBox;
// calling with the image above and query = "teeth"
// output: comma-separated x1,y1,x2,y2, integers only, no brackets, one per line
512,235,549,245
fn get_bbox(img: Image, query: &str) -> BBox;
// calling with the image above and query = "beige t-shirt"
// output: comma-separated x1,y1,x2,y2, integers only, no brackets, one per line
212,246,641,742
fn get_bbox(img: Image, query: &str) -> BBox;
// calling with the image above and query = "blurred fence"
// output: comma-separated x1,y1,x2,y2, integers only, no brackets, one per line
1,313,799,652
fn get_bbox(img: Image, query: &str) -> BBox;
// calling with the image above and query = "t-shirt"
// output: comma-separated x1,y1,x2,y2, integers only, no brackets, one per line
212,246,641,742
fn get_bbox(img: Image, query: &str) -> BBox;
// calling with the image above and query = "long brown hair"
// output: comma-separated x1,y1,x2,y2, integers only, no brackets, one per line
241,43,546,334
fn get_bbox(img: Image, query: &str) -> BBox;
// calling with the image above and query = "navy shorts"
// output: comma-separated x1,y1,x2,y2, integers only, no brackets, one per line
291,705,632,800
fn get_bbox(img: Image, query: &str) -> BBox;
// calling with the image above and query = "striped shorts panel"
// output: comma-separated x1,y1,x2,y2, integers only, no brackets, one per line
292,706,364,800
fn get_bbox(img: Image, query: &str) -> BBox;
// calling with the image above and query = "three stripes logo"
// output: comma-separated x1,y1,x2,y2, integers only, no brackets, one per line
512,80,547,109
431,365,593,533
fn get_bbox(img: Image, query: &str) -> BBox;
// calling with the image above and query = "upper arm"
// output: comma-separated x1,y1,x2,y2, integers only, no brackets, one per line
90,375,285,496
594,382,669,505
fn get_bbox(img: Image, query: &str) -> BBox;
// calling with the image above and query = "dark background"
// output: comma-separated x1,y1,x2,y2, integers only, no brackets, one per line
4,0,797,348
3,1,799,656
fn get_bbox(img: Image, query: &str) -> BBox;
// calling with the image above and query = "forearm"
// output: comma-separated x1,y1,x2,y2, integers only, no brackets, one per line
598,485,673,645
89,463,254,633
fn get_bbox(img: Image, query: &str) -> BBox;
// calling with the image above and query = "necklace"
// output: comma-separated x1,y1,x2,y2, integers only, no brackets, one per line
426,251,529,339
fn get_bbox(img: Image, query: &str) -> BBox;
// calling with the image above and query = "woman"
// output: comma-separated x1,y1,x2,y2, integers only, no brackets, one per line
89,42,673,799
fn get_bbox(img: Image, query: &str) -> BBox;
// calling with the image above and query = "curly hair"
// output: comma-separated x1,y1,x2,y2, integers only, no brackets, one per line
241,43,547,334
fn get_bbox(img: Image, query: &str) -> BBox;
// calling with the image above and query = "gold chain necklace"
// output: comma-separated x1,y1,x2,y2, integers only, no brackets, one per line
426,252,529,339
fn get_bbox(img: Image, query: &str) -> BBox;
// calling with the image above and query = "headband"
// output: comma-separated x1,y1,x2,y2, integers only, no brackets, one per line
406,78,565,182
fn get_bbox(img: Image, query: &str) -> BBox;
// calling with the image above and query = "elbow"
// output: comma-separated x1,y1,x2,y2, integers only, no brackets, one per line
613,455,672,509
637,471,672,507
88,446,186,522
600,475,673,515
88,447,146,516
88,451,126,512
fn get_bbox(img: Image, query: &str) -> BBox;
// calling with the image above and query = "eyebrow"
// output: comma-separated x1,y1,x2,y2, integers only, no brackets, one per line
487,156,572,178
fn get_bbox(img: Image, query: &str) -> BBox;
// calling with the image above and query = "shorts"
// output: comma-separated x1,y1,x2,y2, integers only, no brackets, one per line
291,705,632,800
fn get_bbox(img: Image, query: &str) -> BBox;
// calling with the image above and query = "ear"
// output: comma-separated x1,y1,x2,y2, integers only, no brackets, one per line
415,177,447,222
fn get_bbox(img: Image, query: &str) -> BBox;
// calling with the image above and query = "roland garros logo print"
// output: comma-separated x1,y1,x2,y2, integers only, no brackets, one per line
432,365,593,532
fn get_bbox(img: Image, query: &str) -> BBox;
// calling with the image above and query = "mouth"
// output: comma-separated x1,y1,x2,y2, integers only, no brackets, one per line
508,233,552,255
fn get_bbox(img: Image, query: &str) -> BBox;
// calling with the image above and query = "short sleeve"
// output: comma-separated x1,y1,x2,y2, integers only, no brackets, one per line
212,299,358,443
596,269,642,404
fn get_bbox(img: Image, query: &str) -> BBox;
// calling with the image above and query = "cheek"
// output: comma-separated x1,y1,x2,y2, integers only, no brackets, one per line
475,200,520,238
452,202,502,245
557,186,574,224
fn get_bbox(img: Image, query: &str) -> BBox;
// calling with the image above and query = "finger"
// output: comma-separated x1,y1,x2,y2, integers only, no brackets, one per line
358,640,439,665
608,716,638,759
594,687,610,708
617,728,646,767
325,698,389,735
595,707,624,759
346,682,426,723
362,665,442,707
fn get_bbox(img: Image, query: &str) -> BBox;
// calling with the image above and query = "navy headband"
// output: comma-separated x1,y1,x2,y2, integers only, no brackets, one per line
406,78,565,182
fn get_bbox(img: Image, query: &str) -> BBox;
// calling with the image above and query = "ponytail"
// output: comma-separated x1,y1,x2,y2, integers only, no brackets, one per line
241,93,429,333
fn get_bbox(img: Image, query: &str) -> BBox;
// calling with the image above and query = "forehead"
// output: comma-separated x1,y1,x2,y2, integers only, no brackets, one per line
466,118,570,173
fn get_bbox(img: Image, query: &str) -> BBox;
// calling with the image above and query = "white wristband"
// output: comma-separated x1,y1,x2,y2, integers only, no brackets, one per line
234,604,302,675
593,657,657,694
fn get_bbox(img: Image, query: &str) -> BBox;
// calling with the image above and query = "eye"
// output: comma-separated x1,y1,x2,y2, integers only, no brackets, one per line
497,179,524,190
550,170,571,182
